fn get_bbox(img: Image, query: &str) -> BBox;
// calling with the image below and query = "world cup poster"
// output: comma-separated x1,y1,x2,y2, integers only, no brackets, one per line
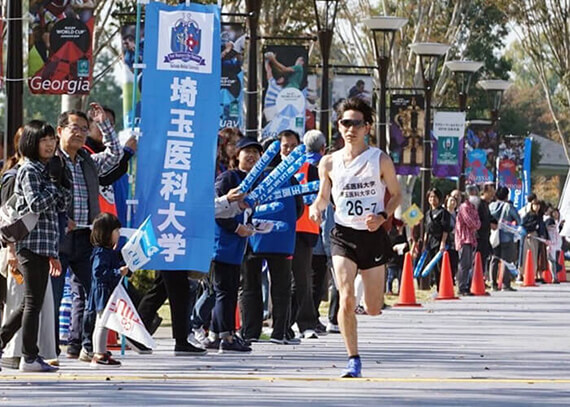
28,0,96,95
465,121,497,184
220,23,245,130
497,136,531,210
330,73,373,141
389,94,425,176
432,111,465,177
135,2,220,272
261,45,308,141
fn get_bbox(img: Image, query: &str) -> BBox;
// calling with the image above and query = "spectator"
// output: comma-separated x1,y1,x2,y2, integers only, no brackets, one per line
489,186,521,291
386,219,408,295
445,194,459,280
52,103,123,361
0,120,71,372
477,183,495,282
455,193,481,295
423,188,452,288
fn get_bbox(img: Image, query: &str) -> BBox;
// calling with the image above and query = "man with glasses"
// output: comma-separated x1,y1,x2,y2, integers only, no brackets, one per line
309,98,401,378
52,103,123,360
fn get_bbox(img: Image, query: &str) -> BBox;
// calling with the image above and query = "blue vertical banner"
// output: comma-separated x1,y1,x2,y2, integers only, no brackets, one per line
498,136,530,210
135,2,220,272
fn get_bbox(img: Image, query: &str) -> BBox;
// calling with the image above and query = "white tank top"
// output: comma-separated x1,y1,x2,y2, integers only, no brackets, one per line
330,147,386,230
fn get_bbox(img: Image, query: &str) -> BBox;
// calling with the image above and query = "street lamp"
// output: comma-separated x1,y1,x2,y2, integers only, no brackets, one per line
245,0,263,139
478,79,512,184
409,42,450,215
313,0,339,142
364,16,408,151
445,60,483,189
477,79,512,125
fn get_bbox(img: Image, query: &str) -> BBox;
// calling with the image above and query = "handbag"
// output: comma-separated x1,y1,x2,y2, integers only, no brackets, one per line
0,194,39,244
489,203,508,248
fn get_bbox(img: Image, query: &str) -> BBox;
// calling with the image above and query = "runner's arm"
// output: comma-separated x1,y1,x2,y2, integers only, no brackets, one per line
380,153,401,218
309,155,332,224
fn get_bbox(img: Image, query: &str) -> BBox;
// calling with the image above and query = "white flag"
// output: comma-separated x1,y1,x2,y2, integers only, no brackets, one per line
121,216,160,271
97,279,155,349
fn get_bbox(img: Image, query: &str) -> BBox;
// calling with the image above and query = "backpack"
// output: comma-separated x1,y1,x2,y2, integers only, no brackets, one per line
0,185,39,245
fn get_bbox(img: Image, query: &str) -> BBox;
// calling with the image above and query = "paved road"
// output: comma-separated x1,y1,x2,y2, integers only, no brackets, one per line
1,283,569,406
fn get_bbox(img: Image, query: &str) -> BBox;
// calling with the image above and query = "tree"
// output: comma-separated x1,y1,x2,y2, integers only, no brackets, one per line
497,0,570,162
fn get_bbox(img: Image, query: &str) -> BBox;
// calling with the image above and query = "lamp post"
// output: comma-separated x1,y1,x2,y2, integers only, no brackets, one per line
445,60,483,190
313,0,339,142
364,16,408,151
477,79,512,184
409,42,450,216
245,0,262,139
6,0,23,157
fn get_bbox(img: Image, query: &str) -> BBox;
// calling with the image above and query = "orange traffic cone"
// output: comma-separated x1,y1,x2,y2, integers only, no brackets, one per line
558,251,567,283
523,249,537,287
235,305,241,330
543,267,553,284
436,251,459,300
395,253,422,307
107,331,122,350
470,252,489,296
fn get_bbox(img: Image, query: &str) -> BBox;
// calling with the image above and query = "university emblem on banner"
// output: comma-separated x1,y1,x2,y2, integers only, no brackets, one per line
157,10,214,73
165,15,205,65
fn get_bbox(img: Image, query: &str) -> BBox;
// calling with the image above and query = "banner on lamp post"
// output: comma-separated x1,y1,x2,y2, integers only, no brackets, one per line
432,111,466,177
27,0,96,95
389,94,424,176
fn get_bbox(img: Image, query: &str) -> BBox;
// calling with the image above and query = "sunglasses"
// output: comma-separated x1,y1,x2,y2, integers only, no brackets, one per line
339,119,367,128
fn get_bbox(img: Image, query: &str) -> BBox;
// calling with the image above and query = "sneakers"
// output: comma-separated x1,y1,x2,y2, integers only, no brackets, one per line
341,357,362,378
219,337,252,353
66,350,80,359
20,356,59,372
301,329,318,339
203,337,221,350
355,305,367,315
269,337,301,345
326,322,341,334
125,338,153,354
79,348,93,363
314,322,328,335
502,286,517,292
192,327,208,345
174,342,207,356
90,353,121,369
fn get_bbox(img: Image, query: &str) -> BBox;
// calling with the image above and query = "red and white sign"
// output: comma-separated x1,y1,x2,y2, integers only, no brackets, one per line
97,279,155,349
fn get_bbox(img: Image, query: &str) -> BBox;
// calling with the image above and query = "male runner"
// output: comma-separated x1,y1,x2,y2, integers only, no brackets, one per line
309,98,401,378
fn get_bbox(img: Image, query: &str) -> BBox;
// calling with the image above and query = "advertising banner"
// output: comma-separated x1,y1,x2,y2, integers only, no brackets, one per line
389,94,424,175
135,2,220,272
330,73,373,141
261,45,308,140
432,111,466,177
0,10,3,89
28,0,96,94
465,121,497,184
498,136,531,210
120,23,144,129
220,23,245,130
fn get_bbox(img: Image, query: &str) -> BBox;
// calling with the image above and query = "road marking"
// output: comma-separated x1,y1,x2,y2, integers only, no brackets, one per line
1,374,570,384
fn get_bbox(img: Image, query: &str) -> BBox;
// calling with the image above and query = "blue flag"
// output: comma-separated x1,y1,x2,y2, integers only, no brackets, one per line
135,2,220,272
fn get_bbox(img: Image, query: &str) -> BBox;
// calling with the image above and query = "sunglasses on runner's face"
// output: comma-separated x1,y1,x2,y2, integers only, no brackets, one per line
339,119,367,128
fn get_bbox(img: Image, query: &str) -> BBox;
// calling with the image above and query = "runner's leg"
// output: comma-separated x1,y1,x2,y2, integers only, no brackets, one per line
332,255,358,357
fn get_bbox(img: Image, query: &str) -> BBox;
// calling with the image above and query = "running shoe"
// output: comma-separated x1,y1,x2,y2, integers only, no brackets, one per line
219,337,252,353
20,356,59,372
90,353,121,369
341,358,362,378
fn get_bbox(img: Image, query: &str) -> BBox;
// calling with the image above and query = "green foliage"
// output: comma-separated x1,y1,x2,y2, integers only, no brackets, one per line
130,269,156,295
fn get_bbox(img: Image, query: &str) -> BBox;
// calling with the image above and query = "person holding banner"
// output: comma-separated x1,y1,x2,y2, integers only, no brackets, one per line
240,132,304,345
207,137,262,353
423,188,452,288
86,212,130,368
309,98,402,378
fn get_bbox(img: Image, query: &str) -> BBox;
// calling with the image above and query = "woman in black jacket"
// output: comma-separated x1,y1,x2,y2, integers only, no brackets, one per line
422,188,452,288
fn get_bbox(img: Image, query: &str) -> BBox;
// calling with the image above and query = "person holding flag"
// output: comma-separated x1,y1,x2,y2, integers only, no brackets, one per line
309,98,401,378
86,212,131,368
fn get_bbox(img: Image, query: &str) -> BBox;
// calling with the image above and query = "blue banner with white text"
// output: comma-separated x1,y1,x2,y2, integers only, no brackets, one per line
134,2,220,272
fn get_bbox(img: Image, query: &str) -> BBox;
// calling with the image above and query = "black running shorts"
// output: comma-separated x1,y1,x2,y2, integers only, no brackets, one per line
330,223,393,270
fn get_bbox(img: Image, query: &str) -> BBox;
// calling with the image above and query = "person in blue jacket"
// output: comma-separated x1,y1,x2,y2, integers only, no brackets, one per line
86,212,131,368
240,130,304,344
208,137,262,353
